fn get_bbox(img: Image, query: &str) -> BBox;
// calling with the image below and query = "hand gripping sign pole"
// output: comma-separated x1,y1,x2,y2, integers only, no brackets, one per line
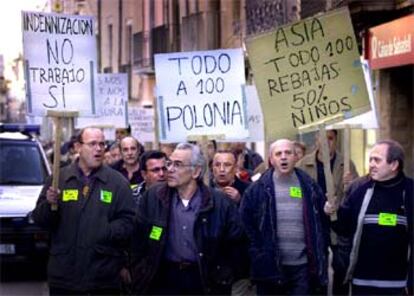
318,124,337,221
298,114,343,221
47,110,79,211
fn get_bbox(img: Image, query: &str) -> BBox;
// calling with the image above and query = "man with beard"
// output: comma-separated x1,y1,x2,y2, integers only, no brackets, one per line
32,127,135,295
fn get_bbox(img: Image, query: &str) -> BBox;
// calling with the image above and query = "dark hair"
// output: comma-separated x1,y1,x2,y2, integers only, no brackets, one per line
376,140,405,172
293,141,306,154
214,149,238,163
139,150,167,171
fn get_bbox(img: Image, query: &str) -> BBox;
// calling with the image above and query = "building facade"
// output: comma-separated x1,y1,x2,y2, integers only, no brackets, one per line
56,0,413,176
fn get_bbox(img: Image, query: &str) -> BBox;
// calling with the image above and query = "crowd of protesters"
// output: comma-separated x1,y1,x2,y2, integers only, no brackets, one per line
34,127,412,296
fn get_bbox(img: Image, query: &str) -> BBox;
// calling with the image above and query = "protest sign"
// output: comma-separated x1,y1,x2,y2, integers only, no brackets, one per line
328,59,378,129
76,73,128,129
246,7,370,140
244,85,265,142
154,48,248,142
128,104,155,143
22,11,97,116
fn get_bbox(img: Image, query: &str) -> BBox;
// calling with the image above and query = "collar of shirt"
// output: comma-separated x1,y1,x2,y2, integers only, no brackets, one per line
174,187,202,212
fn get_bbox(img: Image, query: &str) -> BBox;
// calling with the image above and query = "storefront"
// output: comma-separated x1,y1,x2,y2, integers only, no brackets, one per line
364,14,414,176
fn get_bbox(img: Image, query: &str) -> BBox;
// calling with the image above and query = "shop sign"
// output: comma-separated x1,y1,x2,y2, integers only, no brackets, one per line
366,15,414,69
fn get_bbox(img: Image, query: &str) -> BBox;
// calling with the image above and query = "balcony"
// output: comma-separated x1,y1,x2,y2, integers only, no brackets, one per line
133,25,168,74
181,12,219,51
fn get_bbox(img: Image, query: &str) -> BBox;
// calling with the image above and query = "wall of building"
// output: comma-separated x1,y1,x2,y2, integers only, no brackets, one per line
376,65,414,177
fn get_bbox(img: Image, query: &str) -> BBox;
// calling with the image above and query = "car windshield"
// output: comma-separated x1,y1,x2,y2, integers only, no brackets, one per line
0,142,48,185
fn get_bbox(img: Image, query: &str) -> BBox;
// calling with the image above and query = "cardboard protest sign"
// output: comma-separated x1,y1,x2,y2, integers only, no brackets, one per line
328,59,378,129
22,11,97,116
154,48,248,142
128,104,155,143
246,7,370,140
76,73,128,129
244,85,265,142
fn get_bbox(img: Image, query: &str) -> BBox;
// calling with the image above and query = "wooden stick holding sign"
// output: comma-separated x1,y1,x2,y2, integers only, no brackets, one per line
187,134,225,186
343,124,351,175
47,110,79,211
319,124,337,221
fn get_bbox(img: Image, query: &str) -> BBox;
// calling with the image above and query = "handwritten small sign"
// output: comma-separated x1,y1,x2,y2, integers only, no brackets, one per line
128,104,155,143
22,11,97,116
76,73,128,129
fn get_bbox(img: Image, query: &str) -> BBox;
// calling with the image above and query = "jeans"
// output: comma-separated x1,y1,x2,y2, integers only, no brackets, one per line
256,264,309,296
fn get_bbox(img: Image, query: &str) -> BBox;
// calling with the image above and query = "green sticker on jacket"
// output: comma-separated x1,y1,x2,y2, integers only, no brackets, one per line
100,190,113,204
62,189,78,202
149,226,163,241
290,187,302,198
378,212,397,226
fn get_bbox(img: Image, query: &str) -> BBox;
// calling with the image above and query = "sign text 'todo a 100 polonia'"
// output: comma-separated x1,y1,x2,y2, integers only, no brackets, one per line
22,11,97,116
246,8,370,139
155,48,248,142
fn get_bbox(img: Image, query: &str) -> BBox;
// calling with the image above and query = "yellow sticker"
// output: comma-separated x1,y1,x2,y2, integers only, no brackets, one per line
62,189,78,202
130,184,138,189
149,226,163,241
290,187,302,198
100,190,112,204
378,213,397,226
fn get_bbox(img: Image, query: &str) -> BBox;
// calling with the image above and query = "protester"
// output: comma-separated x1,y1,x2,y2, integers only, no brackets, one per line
297,129,358,295
32,127,135,295
230,142,264,179
106,141,121,165
159,143,177,158
211,149,252,295
211,149,250,204
132,150,167,205
241,139,329,295
326,139,413,295
131,143,244,295
112,136,144,189
293,141,306,162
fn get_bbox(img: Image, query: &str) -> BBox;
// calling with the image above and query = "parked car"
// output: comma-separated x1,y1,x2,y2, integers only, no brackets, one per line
0,124,51,268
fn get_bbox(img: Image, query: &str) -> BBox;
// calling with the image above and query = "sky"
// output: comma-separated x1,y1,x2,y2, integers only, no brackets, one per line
0,0,47,63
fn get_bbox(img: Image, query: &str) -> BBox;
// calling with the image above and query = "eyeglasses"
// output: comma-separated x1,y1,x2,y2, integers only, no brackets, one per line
80,141,106,149
165,160,193,170
147,166,167,173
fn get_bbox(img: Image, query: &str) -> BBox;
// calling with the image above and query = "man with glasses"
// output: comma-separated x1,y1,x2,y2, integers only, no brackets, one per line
32,127,135,295
112,136,144,190
132,150,167,205
131,143,244,295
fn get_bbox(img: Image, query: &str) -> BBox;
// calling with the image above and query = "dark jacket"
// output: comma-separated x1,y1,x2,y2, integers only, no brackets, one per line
130,181,244,294
32,163,135,291
111,159,144,186
333,174,413,292
240,168,329,287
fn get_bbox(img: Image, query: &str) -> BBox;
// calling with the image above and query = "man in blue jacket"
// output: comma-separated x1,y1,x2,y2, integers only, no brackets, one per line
241,139,329,295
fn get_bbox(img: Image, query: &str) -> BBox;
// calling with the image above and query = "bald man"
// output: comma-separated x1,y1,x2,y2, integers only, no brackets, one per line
32,127,135,295
112,136,144,189
241,139,330,295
